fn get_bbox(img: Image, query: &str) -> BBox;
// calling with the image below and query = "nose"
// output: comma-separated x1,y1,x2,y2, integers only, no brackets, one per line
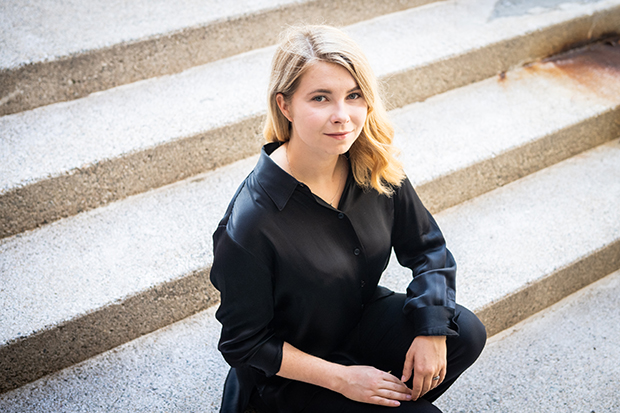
331,101,350,124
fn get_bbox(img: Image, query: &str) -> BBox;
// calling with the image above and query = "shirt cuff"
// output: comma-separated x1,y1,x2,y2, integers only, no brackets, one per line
406,305,459,337
247,335,284,377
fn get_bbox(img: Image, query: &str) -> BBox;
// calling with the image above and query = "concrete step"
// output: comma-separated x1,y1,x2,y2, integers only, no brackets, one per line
3,0,619,238
0,0,440,116
393,39,620,213
434,269,620,413
0,153,618,409
2,33,619,386
1,114,618,393
381,139,620,337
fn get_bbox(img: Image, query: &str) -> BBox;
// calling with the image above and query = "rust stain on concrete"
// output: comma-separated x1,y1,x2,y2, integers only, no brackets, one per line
524,36,620,103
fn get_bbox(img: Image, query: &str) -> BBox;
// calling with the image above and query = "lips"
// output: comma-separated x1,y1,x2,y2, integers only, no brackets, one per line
325,131,353,139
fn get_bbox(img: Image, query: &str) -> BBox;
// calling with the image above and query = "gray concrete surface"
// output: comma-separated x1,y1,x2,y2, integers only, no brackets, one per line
2,0,620,398
0,0,295,68
0,268,618,412
3,0,620,237
435,269,620,413
491,0,604,19
381,139,620,336
392,55,620,212
0,305,229,412
0,155,255,392
1,135,618,391
0,0,439,115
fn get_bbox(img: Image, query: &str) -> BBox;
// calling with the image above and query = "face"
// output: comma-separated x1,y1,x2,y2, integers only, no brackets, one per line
276,61,368,158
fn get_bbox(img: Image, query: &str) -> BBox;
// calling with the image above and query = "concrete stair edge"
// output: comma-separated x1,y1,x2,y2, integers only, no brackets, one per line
0,227,619,411
0,0,441,116
435,268,620,412
1,137,619,393
2,1,620,239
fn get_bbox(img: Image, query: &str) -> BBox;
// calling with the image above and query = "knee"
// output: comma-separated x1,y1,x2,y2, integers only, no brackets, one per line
451,305,486,365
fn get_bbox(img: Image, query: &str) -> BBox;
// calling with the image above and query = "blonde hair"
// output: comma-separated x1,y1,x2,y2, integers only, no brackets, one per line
264,25,405,195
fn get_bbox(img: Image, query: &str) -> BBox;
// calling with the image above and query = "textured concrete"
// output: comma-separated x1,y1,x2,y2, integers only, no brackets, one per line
435,269,620,413
0,156,255,392
0,0,439,115
3,0,620,238
0,270,618,412
0,306,229,412
393,46,620,213
380,139,620,335
1,136,618,391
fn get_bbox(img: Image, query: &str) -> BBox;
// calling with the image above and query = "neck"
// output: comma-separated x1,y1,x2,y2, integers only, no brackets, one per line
283,140,347,207
285,140,341,185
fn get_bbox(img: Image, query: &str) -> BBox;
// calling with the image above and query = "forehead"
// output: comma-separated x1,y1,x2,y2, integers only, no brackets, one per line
296,61,358,92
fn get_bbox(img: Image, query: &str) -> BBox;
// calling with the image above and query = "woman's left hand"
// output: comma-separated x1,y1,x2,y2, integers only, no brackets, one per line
400,335,447,401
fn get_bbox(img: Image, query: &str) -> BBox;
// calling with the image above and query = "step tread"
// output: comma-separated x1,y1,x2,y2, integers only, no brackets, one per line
394,59,620,188
0,305,228,412
1,262,618,412
3,0,618,194
0,155,256,346
0,0,300,70
380,140,620,313
1,130,618,347
435,269,620,413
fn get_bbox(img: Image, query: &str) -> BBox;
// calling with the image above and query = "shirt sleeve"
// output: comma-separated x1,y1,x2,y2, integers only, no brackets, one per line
392,177,459,337
210,223,284,377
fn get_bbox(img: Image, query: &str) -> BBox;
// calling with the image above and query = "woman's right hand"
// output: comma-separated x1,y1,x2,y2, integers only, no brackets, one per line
278,343,411,407
334,365,412,407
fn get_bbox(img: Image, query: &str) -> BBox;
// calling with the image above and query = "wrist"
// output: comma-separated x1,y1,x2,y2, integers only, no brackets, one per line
327,363,350,394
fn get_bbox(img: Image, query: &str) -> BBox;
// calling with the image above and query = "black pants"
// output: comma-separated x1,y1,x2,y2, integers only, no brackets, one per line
256,294,486,413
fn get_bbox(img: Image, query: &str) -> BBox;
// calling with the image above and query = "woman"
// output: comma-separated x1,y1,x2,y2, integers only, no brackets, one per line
211,25,486,413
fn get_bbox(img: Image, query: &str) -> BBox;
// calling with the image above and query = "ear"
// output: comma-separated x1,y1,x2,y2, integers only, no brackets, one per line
276,93,292,122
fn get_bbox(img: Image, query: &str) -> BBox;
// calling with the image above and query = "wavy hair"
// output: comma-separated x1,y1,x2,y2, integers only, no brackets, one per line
264,25,405,195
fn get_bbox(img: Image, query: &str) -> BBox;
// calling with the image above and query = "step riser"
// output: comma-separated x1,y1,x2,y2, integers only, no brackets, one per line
477,239,620,337
2,0,620,400
0,0,439,117
0,115,264,238
3,5,620,240
418,108,620,213
384,6,620,109
2,138,618,394
4,94,619,239
0,268,219,393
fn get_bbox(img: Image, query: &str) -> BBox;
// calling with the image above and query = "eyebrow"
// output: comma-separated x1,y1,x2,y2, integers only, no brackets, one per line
307,86,361,95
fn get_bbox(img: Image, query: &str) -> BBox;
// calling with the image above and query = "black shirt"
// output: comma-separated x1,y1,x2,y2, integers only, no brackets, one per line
211,142,458,386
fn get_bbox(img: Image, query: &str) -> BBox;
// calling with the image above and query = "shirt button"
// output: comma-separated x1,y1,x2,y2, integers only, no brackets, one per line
361,280,366,288
354,248,360,256
338,213,344,219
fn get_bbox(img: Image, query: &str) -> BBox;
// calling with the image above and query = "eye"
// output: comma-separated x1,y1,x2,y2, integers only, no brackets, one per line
312,95,327,102
348,92,362,100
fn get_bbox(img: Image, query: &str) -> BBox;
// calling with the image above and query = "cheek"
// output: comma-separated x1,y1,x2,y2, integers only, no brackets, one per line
301,108,330,127
353,107,368,128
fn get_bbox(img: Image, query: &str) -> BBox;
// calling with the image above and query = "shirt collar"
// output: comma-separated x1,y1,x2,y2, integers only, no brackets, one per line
254,142,300,211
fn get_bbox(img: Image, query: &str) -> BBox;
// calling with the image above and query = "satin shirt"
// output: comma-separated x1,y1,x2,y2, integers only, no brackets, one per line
211,142,458,404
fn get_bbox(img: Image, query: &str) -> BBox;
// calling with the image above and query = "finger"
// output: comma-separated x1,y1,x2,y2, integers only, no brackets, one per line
383,372,410,386
401,354,414,383
378,388,413,402
430,372,442,389
369,387,413,407
415,373,438,400
421,376,433,397
368,396,402,407
380,379,412,396
435,366,447,388
410,374,425,400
